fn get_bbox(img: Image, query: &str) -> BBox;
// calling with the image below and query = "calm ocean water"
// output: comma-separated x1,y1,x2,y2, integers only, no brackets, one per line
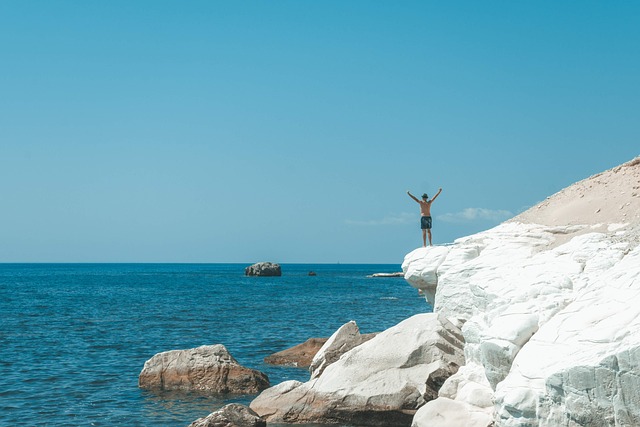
0,263,431,426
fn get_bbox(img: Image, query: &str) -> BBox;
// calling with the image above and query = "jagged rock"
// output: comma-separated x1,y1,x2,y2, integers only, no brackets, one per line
188,403,266,427
138,344,269,394
245,262,281,276
264,338,328,367
250,313,464,426
309,320,376,379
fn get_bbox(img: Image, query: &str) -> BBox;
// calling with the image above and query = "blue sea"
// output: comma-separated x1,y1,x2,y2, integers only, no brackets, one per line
0,263,431,426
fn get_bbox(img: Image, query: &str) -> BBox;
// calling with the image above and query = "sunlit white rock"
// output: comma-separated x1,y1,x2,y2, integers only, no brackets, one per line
251,313,465,426
408,157,640,427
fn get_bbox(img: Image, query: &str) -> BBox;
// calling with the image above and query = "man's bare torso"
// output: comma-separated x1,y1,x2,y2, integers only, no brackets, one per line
419,200,432,217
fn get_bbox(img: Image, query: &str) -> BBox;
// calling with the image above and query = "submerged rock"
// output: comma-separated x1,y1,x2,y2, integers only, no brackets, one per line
245,262,281,276
188,403,266,427
250,313,464,426
138,344,269,394
264,338,328,367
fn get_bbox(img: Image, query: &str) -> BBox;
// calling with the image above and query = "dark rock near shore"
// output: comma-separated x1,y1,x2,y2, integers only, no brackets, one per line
138,344,269,394
188,403,266,427
264,338,328,367
245,262,281,276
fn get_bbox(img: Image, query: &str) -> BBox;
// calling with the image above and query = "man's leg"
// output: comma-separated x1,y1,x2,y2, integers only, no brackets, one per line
427,229,433,246
422,229,427,247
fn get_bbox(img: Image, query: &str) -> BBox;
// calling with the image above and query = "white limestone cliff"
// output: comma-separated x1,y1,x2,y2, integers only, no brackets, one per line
404,157,640,426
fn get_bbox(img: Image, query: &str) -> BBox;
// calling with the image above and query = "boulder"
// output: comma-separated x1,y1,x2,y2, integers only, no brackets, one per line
264,338,328,367
138,344,269,394
245,262,281,276
250,313,464,426
309,320,377,379
188,403,266,427
412,364,494,427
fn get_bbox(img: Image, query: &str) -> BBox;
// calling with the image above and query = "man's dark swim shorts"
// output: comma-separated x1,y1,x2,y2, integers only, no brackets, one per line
421,216,432,230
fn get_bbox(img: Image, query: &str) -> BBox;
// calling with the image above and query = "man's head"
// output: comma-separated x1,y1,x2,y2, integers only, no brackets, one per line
422,193,428,200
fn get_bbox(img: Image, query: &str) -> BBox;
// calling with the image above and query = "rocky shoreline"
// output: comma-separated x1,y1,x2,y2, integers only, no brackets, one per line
140,157,640,426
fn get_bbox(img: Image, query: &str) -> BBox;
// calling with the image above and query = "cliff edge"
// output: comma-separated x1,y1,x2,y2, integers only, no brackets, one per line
404,156,640,427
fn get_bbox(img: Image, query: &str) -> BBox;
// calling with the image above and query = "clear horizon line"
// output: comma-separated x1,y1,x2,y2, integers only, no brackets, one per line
0,261,404,265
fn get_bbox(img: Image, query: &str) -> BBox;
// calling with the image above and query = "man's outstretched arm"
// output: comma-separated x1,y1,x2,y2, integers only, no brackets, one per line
407,191,420,203
430,188,443,202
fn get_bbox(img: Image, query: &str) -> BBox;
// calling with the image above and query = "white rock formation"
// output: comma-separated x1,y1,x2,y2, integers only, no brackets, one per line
405,157,640,426
403,245,452,306
250,313,464,426
309,320,375,379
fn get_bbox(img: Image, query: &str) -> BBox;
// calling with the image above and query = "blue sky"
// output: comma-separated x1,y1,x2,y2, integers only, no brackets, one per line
1,1,638,263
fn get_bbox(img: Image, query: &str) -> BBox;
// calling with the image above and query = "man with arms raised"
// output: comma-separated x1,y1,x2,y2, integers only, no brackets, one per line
407,188,442,247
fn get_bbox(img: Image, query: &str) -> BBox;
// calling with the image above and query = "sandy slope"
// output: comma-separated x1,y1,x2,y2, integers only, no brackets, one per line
510,157,640,247
513,157,640,226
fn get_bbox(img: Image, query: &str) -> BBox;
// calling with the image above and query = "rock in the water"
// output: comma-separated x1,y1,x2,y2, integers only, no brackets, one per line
245,262,281,276
368,272,405,277
188,403,266,427
250,313,464,426
264,338,328,367
309,320,376,379
308,271,317,276
138,344,269,394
